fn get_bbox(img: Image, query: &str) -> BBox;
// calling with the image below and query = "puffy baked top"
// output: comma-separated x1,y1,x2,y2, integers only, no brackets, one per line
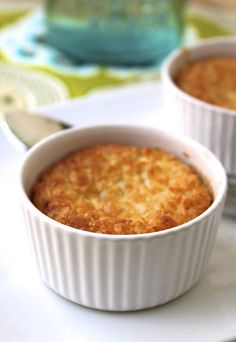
31,144,212,234
175,57,236,110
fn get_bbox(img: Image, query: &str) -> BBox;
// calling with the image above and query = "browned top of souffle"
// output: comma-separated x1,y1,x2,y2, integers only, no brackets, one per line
175,57,236,110
31,144,212,234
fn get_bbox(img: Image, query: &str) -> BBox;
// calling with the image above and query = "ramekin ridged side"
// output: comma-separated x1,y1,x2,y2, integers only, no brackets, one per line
20,125,227,311
162,36,236,176
22,201,224,311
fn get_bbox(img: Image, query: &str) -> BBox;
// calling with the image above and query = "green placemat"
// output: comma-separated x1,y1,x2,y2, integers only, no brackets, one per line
0,3,235,103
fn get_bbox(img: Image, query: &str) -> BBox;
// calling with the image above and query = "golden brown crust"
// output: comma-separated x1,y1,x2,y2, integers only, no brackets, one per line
31,144,212,234
175,57,236,110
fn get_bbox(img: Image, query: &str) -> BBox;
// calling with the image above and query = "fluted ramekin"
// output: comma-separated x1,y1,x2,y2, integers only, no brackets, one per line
20,125,226,311
162,36,236,176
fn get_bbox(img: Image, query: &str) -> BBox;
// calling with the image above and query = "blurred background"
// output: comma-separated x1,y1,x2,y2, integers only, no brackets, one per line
0,0,235,115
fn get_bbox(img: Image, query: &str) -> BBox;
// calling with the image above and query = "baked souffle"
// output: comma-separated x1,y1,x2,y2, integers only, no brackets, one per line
31,144,212,234
175,57,236,110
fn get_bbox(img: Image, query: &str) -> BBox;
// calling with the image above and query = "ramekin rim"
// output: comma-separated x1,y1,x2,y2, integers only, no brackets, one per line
19,124,227,241
161,36,236,116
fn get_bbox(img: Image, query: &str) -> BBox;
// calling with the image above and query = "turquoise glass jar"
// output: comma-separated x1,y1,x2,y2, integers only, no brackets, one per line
45,0,186,65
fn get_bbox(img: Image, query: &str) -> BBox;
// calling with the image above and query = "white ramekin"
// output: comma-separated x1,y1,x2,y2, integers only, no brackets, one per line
162,36,236,176
20,125,227,311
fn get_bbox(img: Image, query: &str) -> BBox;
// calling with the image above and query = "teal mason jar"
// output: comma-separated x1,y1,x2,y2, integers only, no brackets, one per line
45,0,186,65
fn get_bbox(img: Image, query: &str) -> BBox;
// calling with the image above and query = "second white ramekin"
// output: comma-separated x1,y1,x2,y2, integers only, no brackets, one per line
162,36,236,176
20,125,226,311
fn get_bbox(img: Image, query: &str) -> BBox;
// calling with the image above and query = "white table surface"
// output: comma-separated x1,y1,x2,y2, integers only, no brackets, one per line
0,82,236,342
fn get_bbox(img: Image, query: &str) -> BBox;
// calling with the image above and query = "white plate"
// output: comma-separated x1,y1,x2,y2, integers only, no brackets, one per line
0,81,236,342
